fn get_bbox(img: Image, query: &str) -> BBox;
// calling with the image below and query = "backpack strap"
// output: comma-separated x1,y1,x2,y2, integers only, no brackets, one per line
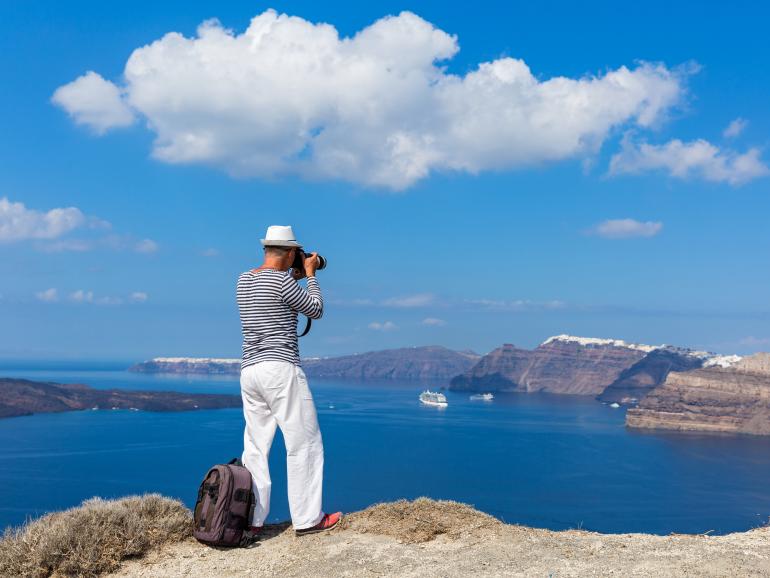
228,457,257,537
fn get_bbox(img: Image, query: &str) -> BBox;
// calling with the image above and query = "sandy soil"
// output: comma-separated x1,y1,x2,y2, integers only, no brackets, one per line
111,499,770,578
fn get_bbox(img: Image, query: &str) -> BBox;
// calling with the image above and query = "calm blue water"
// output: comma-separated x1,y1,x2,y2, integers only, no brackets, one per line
2,364,770,535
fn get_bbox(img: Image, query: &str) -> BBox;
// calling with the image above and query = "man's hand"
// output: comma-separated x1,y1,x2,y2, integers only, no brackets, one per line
304,252,319,277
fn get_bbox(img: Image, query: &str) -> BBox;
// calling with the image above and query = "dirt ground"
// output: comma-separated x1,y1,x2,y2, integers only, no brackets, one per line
111,498,770,578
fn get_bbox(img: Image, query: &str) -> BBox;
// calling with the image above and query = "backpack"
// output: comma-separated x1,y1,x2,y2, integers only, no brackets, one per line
193,458,256,547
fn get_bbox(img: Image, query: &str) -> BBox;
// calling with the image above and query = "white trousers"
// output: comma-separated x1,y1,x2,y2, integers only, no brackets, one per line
240,361,325,530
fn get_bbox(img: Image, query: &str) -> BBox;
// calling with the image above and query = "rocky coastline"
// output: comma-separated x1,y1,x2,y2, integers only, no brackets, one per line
449,335,709,397
626,353,770,435
123,335,770,436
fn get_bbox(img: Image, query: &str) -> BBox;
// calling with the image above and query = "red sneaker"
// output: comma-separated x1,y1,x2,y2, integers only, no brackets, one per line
240,526,262,546
295,512,342,536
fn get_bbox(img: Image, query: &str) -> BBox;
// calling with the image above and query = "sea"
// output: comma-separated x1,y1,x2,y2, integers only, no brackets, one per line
2,361,770,536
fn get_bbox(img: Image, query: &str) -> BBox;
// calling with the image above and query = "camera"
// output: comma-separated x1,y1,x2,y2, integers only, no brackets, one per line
292,249,327,272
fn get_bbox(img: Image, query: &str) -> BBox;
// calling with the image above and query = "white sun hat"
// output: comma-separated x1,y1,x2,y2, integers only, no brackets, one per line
260,225,303,248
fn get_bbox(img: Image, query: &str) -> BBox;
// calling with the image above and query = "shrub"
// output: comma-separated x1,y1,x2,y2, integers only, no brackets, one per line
0,494,191,577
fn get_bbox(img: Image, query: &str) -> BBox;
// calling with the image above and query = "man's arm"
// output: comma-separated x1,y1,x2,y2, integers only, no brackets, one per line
281,275,323,320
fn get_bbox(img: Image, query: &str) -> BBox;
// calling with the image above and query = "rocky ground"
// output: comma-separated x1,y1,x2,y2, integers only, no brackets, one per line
111,499,770,578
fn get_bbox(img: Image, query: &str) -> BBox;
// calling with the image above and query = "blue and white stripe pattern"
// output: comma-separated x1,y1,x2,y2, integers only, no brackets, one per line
237,269,323,369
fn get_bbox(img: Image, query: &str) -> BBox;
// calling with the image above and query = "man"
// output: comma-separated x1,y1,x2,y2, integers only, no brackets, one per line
237,225,341,537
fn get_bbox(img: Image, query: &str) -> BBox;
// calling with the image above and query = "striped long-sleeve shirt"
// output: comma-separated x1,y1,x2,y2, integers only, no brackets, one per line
237,269,323,369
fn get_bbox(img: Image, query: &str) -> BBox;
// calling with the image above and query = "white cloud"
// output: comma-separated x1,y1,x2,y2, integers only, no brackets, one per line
39,239,94,252
35,288,58,302
738,336,770,347
368,321,398,331
334,293,565,312
96,296,124,306
0,197,87,242
52,71,135,134
723,117,747,139
36,288,147,306
0,197,159,254
421,317,446,326
129,291,149,303
70,289,94,303
351,298,374,306
201,248,220,257
134,239,159,253
37,235,159,254
465,298,566,311
381,293,435,308
589,218,663,239
609,136,769,186
54,10,689,189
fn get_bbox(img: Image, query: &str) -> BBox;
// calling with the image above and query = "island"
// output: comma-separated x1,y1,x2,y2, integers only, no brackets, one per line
130,346,481,381
301,346,480,381
0,378,241,419
129,357,241,375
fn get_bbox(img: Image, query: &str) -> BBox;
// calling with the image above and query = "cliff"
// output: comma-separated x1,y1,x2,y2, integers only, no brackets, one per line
0,378,241,419
626,353,770,435
450,336,652,395
302,346,480,381
597,347,707,403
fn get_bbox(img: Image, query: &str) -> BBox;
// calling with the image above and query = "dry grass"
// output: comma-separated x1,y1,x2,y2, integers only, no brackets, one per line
341,497,504,544
0,494,191,577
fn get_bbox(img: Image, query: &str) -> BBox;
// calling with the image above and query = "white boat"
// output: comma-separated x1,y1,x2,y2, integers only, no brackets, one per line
610,402,620,409
470,393,494,401
419,390,448,407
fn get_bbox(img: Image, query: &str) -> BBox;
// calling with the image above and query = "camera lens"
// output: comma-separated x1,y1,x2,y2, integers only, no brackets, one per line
317,255,327,270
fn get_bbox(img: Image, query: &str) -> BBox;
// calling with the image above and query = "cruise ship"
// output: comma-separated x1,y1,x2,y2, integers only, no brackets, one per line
419,390,448,407
469,393,494,401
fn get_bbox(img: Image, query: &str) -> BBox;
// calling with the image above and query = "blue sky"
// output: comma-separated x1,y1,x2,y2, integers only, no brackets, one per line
1,0,768,361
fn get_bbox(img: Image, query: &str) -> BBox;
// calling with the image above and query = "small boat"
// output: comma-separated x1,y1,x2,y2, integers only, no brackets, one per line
470,393,494,401
610,402,620,409
419,390,448,407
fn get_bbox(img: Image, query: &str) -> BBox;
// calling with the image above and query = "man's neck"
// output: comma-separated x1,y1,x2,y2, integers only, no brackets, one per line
258,257,289,271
